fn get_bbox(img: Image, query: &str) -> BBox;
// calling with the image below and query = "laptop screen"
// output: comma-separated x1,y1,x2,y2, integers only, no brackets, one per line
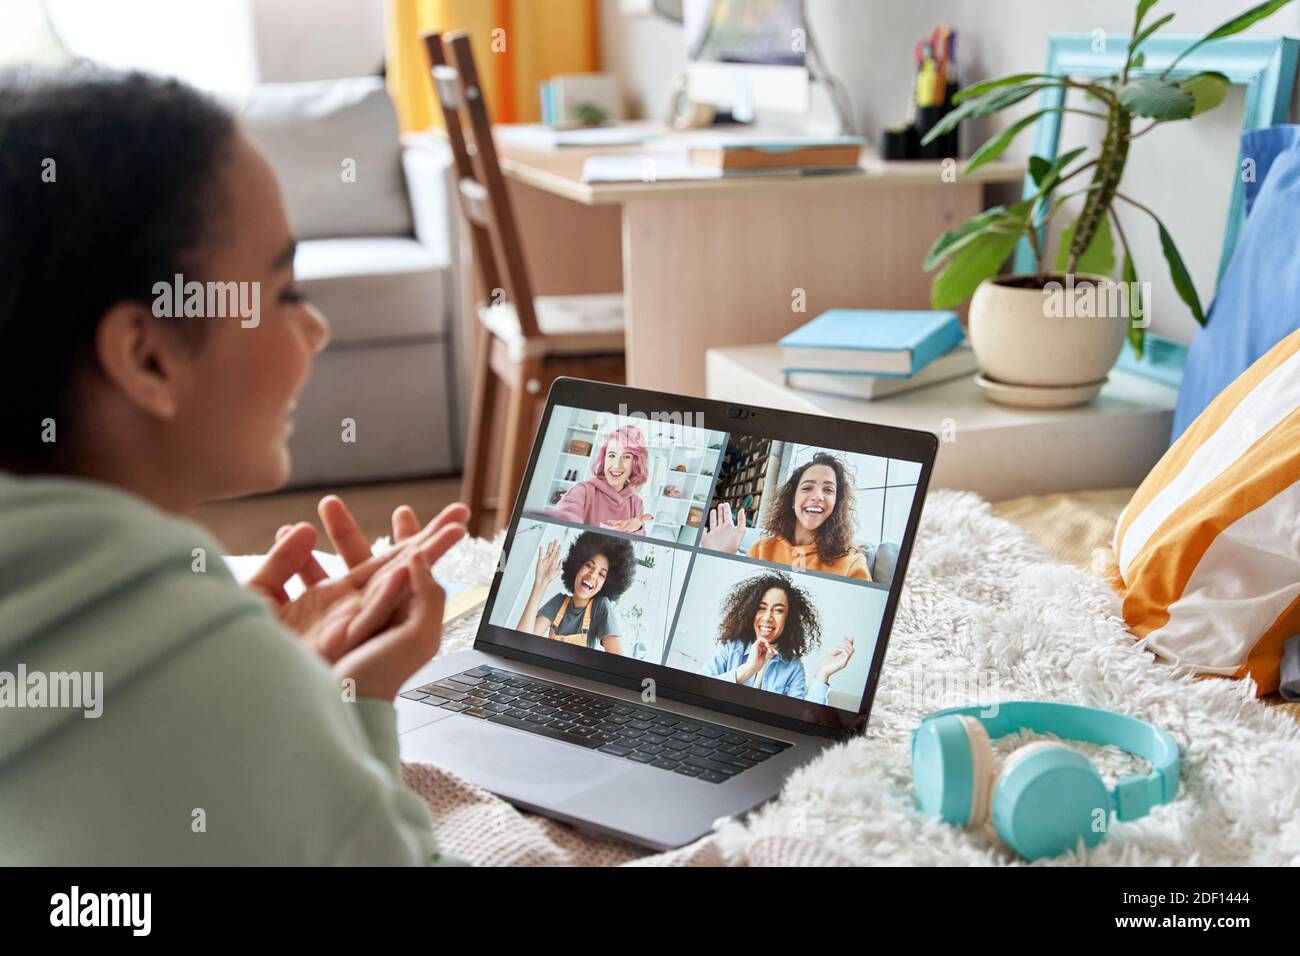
481,384,934,733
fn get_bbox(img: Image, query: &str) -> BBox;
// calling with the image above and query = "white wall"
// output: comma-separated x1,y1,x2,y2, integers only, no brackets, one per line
46,0,262,90
1,0,73,66
602,0,1300,342
252,0,386,82
43,0,385,89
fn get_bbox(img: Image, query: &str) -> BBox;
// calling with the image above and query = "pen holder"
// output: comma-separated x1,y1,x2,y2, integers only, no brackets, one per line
914,81,960,160
880,125,919,161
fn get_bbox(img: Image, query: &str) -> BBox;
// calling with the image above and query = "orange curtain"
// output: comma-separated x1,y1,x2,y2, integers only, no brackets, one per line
386,0,600,132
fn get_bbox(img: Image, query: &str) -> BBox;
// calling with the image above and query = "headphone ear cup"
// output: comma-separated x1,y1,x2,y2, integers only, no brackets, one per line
989,743,1111,861
912,715,992,828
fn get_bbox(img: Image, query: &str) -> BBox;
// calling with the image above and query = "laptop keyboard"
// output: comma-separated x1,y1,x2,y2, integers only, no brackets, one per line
400,665,791,784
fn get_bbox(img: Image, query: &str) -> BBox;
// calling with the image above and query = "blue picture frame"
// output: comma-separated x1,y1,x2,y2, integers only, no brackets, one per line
1014,34,1298,277
1010,35,1298,383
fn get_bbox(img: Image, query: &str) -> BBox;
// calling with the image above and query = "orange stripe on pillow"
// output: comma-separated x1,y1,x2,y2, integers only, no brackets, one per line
1121,409,1300,638
1234,591,1300,695
1115,328,1300,550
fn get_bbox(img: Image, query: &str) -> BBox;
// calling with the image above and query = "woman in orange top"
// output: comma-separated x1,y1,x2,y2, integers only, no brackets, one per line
700,452,871,581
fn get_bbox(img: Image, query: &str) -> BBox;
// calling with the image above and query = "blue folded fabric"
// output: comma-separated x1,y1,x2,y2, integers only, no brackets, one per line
1172,125,1300,441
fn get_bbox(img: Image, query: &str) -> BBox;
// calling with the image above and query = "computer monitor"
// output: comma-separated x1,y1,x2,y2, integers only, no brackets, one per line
683,0,811,119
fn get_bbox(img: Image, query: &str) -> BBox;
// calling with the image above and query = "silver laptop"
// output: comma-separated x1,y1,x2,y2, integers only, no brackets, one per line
398,379,937,850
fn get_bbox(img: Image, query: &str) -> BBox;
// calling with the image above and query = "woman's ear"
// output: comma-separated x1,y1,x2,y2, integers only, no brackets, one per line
94,301,195,420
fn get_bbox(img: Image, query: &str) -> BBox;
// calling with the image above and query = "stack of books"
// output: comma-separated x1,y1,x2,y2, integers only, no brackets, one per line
581,134,867,184
688,135,866,174
779,309,974,400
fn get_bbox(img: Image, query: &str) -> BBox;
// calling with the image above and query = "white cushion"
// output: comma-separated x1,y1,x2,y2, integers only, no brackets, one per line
238,77,413,241
286,339,455,487
296,237,447,344
1114,326,1300,696
480,293,625,361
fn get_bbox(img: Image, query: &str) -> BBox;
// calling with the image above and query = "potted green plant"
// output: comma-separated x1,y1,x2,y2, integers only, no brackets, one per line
922,0,1293,404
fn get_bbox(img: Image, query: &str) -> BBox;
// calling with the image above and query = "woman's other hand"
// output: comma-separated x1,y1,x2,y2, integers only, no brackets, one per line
331,552,449,701
736,635,773,685
602,513,653,534
247,495,468,661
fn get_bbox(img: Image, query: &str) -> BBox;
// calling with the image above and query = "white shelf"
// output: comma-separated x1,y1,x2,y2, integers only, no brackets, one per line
706,344,1177,500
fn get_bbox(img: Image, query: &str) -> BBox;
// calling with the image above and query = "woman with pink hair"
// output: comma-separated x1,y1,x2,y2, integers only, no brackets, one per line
549,424,654,534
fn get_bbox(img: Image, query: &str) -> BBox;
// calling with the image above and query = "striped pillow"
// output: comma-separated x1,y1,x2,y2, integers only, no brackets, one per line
1114,327,1300,696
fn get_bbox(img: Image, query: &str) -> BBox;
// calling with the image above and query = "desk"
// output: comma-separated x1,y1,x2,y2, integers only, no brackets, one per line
471,126,1025,397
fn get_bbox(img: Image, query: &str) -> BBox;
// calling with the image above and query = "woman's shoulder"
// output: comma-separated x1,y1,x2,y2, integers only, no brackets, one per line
554,479,594,504
835,548,871,580
0,473,280,671
0,473,238,592
0,475,332,786
747,534,788,560
537,591,565,614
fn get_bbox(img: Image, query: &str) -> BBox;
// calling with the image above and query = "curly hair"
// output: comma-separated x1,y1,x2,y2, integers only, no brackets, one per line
561,531,638,601
761,452,857,563
591,424,649,489
716,571,821,661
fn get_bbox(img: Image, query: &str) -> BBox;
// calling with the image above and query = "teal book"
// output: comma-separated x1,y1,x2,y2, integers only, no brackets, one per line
779,309,964,377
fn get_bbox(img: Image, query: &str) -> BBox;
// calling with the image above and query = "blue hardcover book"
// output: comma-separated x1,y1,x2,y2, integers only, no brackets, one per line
778,309,964,377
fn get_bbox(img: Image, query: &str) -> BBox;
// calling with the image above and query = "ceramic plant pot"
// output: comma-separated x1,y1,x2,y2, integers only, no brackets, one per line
968,274,1130,404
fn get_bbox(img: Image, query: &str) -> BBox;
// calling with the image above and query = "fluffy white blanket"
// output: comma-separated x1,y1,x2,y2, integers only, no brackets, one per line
420,491,1300,865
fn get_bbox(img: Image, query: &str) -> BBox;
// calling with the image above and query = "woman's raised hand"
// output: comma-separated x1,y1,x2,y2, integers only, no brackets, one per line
699,502,746,554
815,637,855,684
532,539,563,592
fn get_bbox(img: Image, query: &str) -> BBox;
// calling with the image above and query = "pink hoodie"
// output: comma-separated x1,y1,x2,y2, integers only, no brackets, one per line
549,479,648,534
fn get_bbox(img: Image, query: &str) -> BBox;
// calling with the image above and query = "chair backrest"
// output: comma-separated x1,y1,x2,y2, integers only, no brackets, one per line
421,30,540,340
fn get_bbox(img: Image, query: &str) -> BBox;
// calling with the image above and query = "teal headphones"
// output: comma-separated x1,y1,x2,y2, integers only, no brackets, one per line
911,701,1180,860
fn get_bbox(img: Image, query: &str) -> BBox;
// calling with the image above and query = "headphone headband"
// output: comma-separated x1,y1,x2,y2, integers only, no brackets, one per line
919,701,1180,815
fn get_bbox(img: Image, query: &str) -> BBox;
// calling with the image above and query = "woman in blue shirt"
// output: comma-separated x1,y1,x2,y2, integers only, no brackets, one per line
702,571,854,705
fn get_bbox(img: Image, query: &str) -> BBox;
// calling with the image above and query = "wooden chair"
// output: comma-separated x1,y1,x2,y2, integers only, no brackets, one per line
421,30,626,537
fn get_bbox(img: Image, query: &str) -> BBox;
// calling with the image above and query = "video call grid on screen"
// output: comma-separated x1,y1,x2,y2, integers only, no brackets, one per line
491,405,922,713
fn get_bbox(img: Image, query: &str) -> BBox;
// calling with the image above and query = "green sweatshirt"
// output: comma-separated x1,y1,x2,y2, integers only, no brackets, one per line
0,473,453,865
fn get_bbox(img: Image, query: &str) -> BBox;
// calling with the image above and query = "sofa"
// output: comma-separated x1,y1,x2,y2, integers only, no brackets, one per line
235,76,461,487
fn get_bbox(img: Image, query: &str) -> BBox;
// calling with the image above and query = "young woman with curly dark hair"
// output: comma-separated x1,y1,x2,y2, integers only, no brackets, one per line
0,68,469,864
516,530,637,653
700,451,870,581
701,571,855,704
